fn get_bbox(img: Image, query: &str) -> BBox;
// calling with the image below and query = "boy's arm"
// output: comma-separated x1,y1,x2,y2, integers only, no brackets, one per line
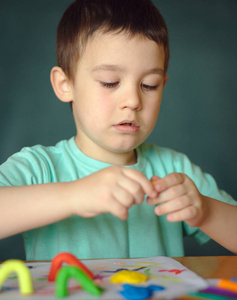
0,182,74,239
148,173,237,254
0,166,155,239
198,197,237,254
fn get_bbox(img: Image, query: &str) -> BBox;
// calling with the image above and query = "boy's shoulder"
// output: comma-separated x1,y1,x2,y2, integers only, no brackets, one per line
139,142,187,161
138,142,193,175
1,137,76,175
0,137,78,185
15,137,75,158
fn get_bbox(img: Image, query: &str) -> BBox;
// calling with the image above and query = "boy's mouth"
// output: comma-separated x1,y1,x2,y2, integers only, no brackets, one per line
113,120,140,133
120,122,135,126
119,120,139,126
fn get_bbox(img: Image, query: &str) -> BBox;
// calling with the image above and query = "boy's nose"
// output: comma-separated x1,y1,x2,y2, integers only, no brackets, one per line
120,88,142,111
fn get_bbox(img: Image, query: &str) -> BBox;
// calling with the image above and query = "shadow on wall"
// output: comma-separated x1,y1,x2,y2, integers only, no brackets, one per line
0,235,26,261
183,237,234,257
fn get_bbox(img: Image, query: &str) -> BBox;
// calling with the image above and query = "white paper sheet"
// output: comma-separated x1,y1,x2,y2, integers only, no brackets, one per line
0,256,208,299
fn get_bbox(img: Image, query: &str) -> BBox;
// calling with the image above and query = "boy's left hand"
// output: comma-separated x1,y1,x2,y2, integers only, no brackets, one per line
147,173,209,228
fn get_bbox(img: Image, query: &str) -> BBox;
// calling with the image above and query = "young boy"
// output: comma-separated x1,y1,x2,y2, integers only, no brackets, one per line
0,0,237,261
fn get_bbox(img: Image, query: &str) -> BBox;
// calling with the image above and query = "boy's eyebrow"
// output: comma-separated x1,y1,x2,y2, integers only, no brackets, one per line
90,64,164,76
90,64,125,73
144,68,164,76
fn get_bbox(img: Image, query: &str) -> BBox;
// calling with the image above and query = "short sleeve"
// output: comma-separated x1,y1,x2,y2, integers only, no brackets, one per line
0,147,50,186
173,152,237,244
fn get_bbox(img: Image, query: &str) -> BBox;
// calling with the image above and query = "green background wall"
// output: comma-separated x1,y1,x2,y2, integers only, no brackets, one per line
0,0,236,260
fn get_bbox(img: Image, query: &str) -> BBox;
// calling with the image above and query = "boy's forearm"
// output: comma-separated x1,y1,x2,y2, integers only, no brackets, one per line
0,182,75,239
199,197,237,254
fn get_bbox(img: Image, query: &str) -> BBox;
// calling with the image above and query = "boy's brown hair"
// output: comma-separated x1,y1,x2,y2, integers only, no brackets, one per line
56,0,170,81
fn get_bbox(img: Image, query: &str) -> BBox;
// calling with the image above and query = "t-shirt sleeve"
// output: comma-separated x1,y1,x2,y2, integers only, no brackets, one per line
173,152,236,204
0,147,50,186
172,151,237,244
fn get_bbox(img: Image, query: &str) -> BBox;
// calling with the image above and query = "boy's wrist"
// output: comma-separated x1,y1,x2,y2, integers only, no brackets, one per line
64,179,89,218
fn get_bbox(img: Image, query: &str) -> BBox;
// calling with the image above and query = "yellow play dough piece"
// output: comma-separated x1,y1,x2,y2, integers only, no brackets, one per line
110,270,148,284
0,259,34,295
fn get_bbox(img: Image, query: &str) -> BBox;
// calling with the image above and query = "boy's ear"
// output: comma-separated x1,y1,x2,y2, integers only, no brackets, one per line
163,74,169,87
50,66,73,103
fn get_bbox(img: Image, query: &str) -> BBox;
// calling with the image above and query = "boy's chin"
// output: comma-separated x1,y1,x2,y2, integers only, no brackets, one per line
111,142,141,154
110,136,145,152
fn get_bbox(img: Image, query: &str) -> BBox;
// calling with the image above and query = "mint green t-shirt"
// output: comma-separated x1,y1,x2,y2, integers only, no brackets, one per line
0,137,236,260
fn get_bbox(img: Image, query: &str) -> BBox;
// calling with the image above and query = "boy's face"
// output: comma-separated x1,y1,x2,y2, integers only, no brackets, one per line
70,32,168,165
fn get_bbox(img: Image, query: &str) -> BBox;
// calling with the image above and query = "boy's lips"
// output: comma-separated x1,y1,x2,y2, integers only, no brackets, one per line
113,120,140,133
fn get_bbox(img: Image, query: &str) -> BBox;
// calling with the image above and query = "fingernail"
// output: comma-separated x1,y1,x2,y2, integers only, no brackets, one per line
155,206,161,215
154,183,162,191
147,197,153,205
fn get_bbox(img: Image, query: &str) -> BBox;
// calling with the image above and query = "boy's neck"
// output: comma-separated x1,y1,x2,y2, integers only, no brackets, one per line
74,137,137,166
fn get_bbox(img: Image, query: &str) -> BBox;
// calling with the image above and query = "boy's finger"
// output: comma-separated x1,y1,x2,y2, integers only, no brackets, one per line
166,205,196,223
123,168,156,198
117,175,145,205
153,173,185,192
154,195,190,215
150,175,160,184
154,184,187,204
109,200,129,220
113,185,136,207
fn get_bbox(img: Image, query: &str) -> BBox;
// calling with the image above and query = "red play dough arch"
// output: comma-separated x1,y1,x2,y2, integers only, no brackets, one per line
48,252,94,281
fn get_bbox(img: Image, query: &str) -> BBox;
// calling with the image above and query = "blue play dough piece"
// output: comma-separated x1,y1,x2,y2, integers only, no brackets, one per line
120,284,166,300
120,284,152,300
148,285,166,292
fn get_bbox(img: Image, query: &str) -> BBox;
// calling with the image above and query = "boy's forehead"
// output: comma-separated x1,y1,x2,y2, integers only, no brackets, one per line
81,31,165,70
90,64,165,78
87,30,158,47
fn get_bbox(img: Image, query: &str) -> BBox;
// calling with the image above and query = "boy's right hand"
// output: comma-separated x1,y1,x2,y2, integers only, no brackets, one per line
68,166,156,220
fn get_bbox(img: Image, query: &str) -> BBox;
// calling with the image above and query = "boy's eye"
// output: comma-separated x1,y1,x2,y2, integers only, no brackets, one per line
100,81,119,89
141,83,159,91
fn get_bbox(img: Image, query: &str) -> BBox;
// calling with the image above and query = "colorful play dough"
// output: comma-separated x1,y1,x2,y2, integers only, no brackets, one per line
55,266,101,297
48,252,94,281
120,284,166,300
0,259,34,295
148,284,165,292
110,270,148,284
120,284,152,300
